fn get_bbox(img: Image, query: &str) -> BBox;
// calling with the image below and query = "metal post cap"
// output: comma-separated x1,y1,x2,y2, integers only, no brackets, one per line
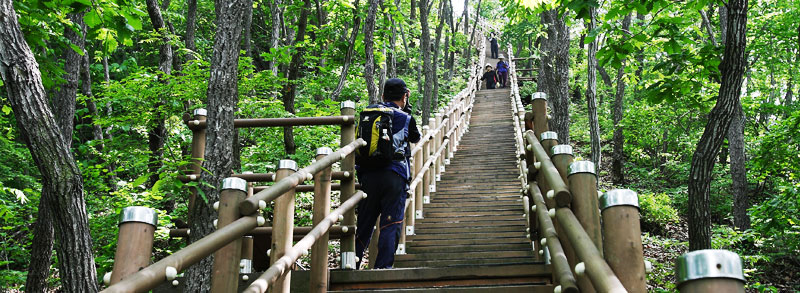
600,189,639,210
568,161,596,176
193,108,207,116
676,249,745,285
340,100,355,109
540,131,558,141
278,159,298,171
316,147,333,156
551,145,573,156
532,92,547,101
222,177,247,192
119,206,158,226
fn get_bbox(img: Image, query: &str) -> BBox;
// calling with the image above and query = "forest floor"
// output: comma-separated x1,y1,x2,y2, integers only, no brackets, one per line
583,139,800,292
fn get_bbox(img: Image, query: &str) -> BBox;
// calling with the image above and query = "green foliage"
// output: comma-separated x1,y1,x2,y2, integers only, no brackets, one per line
638,192,680,230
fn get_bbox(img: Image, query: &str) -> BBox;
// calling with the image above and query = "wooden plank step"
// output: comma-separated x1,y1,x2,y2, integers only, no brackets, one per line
330,284,555,292
414,225,525,234
394,257,540,268
415,220,527,229
419,214,524,221
407,237,531,247
406,243,531,254
395,250,533,261
407,231,526,240
425,201,522,208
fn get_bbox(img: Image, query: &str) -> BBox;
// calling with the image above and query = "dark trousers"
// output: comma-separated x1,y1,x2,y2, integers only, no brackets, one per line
491,45,498,59
498,71,508,87
355,169,407,269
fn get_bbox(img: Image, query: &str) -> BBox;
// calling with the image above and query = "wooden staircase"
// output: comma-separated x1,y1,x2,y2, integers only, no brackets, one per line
154,88,553,292
325,88,552,292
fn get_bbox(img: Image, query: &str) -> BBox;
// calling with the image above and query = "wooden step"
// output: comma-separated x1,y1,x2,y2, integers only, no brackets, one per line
406,243,531,254
330,284,555,292
408,237,531,247
394,257,539,268
407,231,527,241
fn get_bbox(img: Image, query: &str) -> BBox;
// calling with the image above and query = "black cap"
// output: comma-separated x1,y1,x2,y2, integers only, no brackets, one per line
384,78,409,97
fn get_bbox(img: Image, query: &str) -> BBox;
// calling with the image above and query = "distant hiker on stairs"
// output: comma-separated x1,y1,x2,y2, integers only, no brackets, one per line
481,63,499,90
354,78,421,269
496,55,509,88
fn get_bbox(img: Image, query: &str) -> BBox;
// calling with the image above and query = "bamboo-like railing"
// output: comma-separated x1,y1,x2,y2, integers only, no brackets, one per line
507,45,632,293
508,44,746,292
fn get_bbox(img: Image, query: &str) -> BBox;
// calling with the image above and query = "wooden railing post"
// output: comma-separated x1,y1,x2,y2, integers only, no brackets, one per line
568,161,603,293
600,189,647,292
421,126,432,204
211,177,248,292
188,108,207,219
241,235,254,274
413,146,424,220
339,101,357,270
676,250,745,293
428,117,438,195
540,132,558,157
549,144,579,288
271,160,298,292
310,147,333,292
109,207,158,285
531,93,548,138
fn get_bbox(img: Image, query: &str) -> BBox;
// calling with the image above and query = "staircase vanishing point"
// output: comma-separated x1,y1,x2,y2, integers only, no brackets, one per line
313,88,553,292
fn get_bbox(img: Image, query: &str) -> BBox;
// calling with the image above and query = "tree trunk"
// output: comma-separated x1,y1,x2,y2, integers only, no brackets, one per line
431,0,446,109
611,14,632,185
420,0,434,124
540,9,570,143
280,0,311,155
729,106,749,230
331,0,361,100
586,8,601,167
146,0,173,187
0,2,98,291
634,13,645,91
186,0,197,55
243,0,253,59
466,0,482,58
688,0,748,251
27,11,86,291
269,0,283,75
364,0,380,104
183,0,248,290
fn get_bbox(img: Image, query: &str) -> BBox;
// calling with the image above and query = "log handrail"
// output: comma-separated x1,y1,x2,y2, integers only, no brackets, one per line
244,191,366,293
187,116,355,129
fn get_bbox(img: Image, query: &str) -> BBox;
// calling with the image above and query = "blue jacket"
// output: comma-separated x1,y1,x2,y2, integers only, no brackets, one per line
356,102,421,182
497,61,509,73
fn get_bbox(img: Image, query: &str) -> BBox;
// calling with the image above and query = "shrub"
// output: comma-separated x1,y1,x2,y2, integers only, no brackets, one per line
638,192,680,235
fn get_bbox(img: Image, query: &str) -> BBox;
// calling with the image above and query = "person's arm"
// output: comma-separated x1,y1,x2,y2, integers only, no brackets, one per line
408,116,421,143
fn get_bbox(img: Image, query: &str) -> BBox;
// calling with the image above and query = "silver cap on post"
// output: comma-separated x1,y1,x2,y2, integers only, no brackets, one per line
278,159,298,171
193,108,207,116
119,206,158,226
676,250,745,285
532,92,547,101
568,161,596,176
540,131,558,141
222,177,247,192
316,147,333,156
551,145,573,156
600,189,639,210
340,101,355,110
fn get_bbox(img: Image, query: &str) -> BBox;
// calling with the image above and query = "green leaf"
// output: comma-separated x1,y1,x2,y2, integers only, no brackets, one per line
122,11,142,31
132,174,150,187
85,10,101,28
69,43,85,56
2,105,10,115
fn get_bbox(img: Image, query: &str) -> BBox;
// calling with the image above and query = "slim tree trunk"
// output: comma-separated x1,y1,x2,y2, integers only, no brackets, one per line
466,0,482,58
420,0,434,124
243,0,253,59
331,0,361,100
688,0,748,250
0,2,98,291
586,7,601,167
431,0,446,108
269,0,283,75
27,11,85,291
183,0,248,290
540,9,570,143
186,0,197,55
145,0,173,187
280,0,311,155
611,14,632,185
364,0,380,104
